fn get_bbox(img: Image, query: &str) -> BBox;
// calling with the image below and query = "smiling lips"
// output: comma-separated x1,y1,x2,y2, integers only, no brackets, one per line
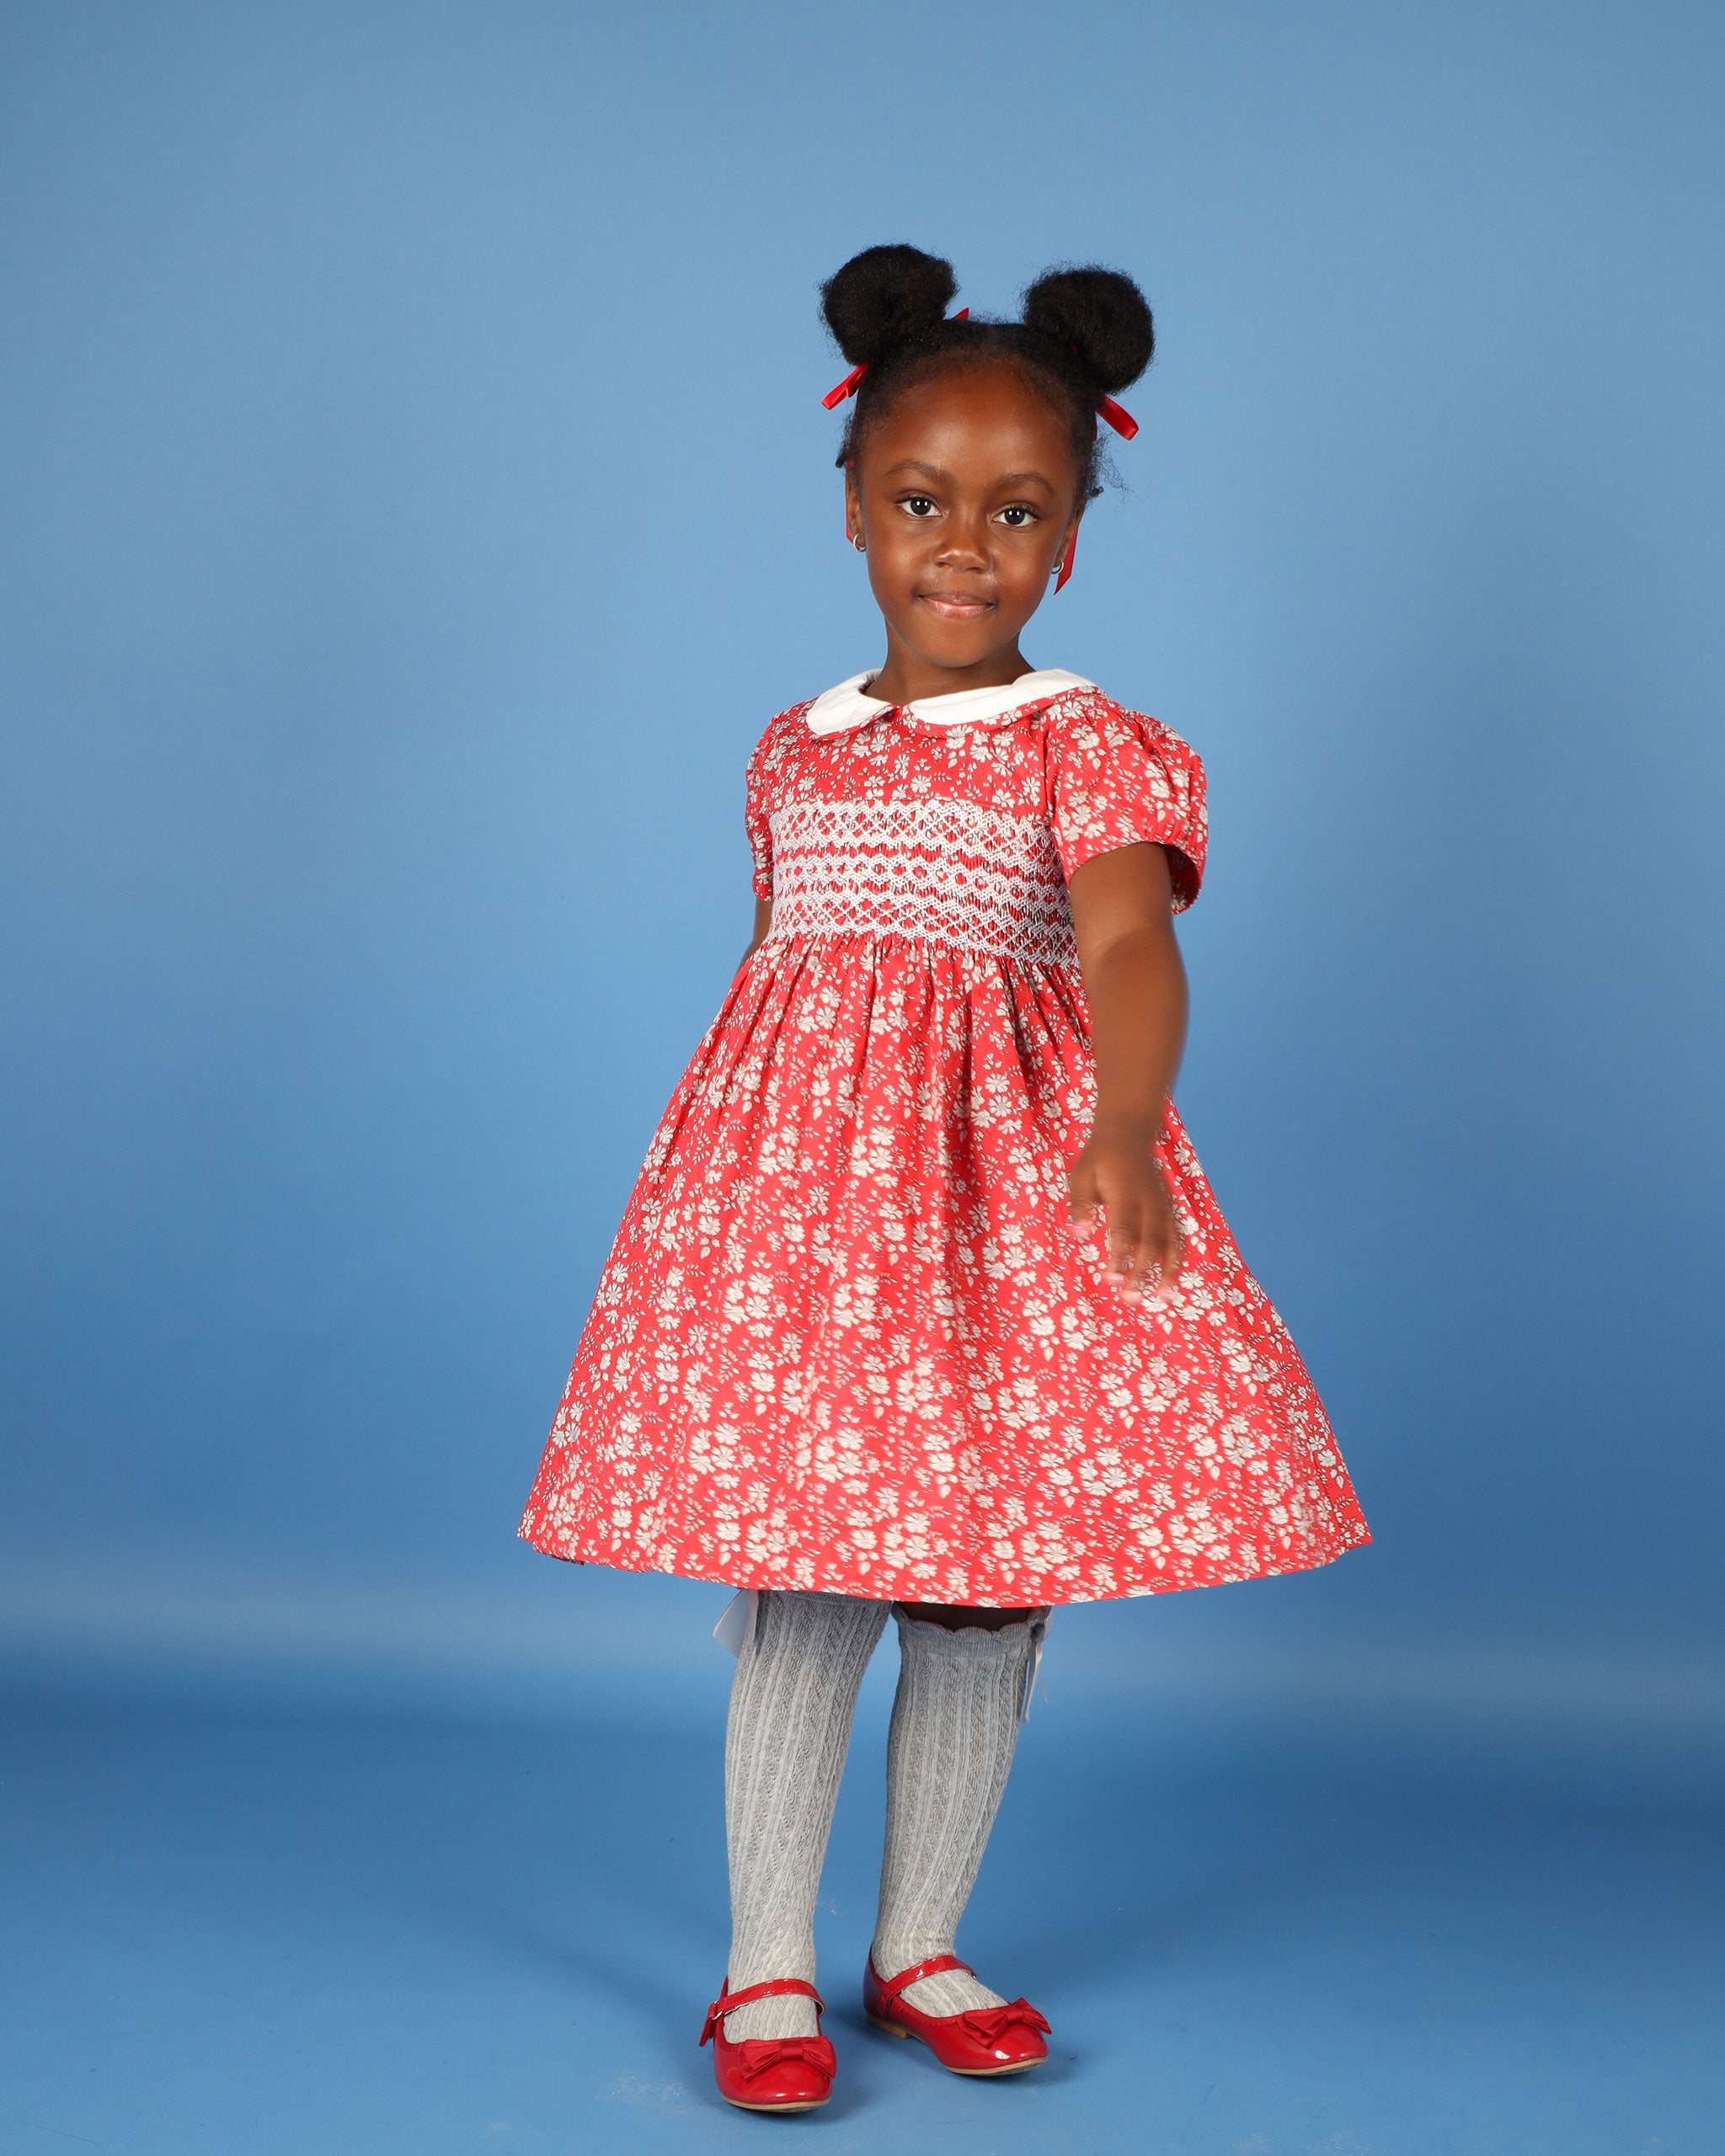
919,590,996,618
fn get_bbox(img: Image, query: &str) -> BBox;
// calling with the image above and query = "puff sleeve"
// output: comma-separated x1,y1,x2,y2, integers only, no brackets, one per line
743,739,775,901
1048,703,1208,911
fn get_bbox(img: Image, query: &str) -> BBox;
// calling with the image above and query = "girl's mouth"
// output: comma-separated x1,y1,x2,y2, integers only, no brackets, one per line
918,591,996,619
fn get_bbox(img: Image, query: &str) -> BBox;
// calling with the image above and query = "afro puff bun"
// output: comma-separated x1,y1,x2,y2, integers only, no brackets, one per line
1022,265,1155,393
820,244,959,366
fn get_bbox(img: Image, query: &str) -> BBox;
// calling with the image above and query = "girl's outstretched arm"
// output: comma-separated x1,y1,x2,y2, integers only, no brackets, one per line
1066,841,1188,1303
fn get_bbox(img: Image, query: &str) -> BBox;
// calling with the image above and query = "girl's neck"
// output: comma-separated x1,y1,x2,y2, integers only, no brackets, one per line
867,639,1034,710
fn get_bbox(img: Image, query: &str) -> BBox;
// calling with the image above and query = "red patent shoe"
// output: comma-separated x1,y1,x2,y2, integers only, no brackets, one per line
864,1954,1050,2076
699,1977,836,2113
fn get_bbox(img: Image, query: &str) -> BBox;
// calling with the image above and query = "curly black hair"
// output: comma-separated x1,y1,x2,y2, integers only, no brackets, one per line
820,244,1154,502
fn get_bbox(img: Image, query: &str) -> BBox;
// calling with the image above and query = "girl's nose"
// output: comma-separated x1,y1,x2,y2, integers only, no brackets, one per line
934,515,991,567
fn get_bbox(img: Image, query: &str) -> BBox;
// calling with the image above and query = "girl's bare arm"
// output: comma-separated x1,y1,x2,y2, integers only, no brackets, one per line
1065,841,1188,1301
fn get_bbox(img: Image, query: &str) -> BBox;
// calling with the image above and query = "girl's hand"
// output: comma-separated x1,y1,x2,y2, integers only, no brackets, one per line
1067,1115,1183,1304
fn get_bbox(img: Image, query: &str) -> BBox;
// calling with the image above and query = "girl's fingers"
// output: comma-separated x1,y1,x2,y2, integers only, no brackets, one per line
1072,1158,1182,1302
1106,1207,1146,1294
1149,1212,1185,1306
1112,1195,1182,1305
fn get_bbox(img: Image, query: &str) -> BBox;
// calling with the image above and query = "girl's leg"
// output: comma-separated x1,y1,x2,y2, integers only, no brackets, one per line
871,1602,1049,2014
723,1588,889,2039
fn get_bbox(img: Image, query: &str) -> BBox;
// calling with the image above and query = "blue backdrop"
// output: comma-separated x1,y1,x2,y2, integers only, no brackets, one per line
1,7,1722,2149
4,0,1720,1701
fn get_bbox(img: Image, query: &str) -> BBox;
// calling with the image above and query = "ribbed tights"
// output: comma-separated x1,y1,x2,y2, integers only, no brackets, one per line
722,1590,889,2040
721,1589,1041,2040
871,1608,1041,2015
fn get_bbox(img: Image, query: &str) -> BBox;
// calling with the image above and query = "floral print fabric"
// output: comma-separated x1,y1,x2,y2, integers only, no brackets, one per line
519,685,1369,1605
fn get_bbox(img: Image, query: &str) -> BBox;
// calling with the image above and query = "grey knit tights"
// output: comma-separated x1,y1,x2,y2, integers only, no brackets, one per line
721,1589,1041,2041
722,1591,889,2040
871,1605,1041,2015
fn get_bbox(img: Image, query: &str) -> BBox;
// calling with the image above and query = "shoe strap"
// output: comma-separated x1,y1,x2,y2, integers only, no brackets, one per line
873,1953,973,2004
701,1976,825,2045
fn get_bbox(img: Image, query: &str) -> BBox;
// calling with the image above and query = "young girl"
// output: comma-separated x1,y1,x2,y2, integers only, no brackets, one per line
519,244,1370,2114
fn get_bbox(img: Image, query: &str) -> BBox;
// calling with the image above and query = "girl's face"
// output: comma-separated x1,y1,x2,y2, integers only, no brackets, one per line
845,361,1083,684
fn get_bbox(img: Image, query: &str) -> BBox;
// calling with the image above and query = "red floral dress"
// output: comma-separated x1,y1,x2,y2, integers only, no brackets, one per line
519,675,1369,1606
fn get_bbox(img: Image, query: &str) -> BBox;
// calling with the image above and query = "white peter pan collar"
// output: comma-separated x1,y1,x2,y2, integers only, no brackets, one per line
804,667,1095,739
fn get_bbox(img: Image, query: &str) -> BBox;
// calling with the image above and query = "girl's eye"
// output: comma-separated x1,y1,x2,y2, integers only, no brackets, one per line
902,495,938,518
997,504,1038,528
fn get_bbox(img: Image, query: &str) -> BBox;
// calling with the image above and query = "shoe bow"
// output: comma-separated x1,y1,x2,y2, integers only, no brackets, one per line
734,2035,837,2083
960,1999,1051,2041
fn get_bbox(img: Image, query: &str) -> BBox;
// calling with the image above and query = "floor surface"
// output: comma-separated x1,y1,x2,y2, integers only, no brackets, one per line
2,1667,1719,2156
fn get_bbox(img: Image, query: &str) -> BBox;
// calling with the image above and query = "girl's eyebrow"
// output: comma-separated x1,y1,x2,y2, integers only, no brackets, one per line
881,458,1057,493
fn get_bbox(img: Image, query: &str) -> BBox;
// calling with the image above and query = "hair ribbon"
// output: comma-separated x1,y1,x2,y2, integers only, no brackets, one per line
820,363,868,412
821,310,969,407
824,322,1138,440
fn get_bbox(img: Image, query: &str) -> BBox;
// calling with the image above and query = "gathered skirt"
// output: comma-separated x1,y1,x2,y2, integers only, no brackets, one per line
518,930,1369,1605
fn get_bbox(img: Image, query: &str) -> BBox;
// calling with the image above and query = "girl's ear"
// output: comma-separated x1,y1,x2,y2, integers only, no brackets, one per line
1051,512,1082,593
844,467,864,547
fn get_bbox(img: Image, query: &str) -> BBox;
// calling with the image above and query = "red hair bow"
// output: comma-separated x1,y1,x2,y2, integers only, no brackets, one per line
820,363,868,412
822,310,969,407
823,318,1138,441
